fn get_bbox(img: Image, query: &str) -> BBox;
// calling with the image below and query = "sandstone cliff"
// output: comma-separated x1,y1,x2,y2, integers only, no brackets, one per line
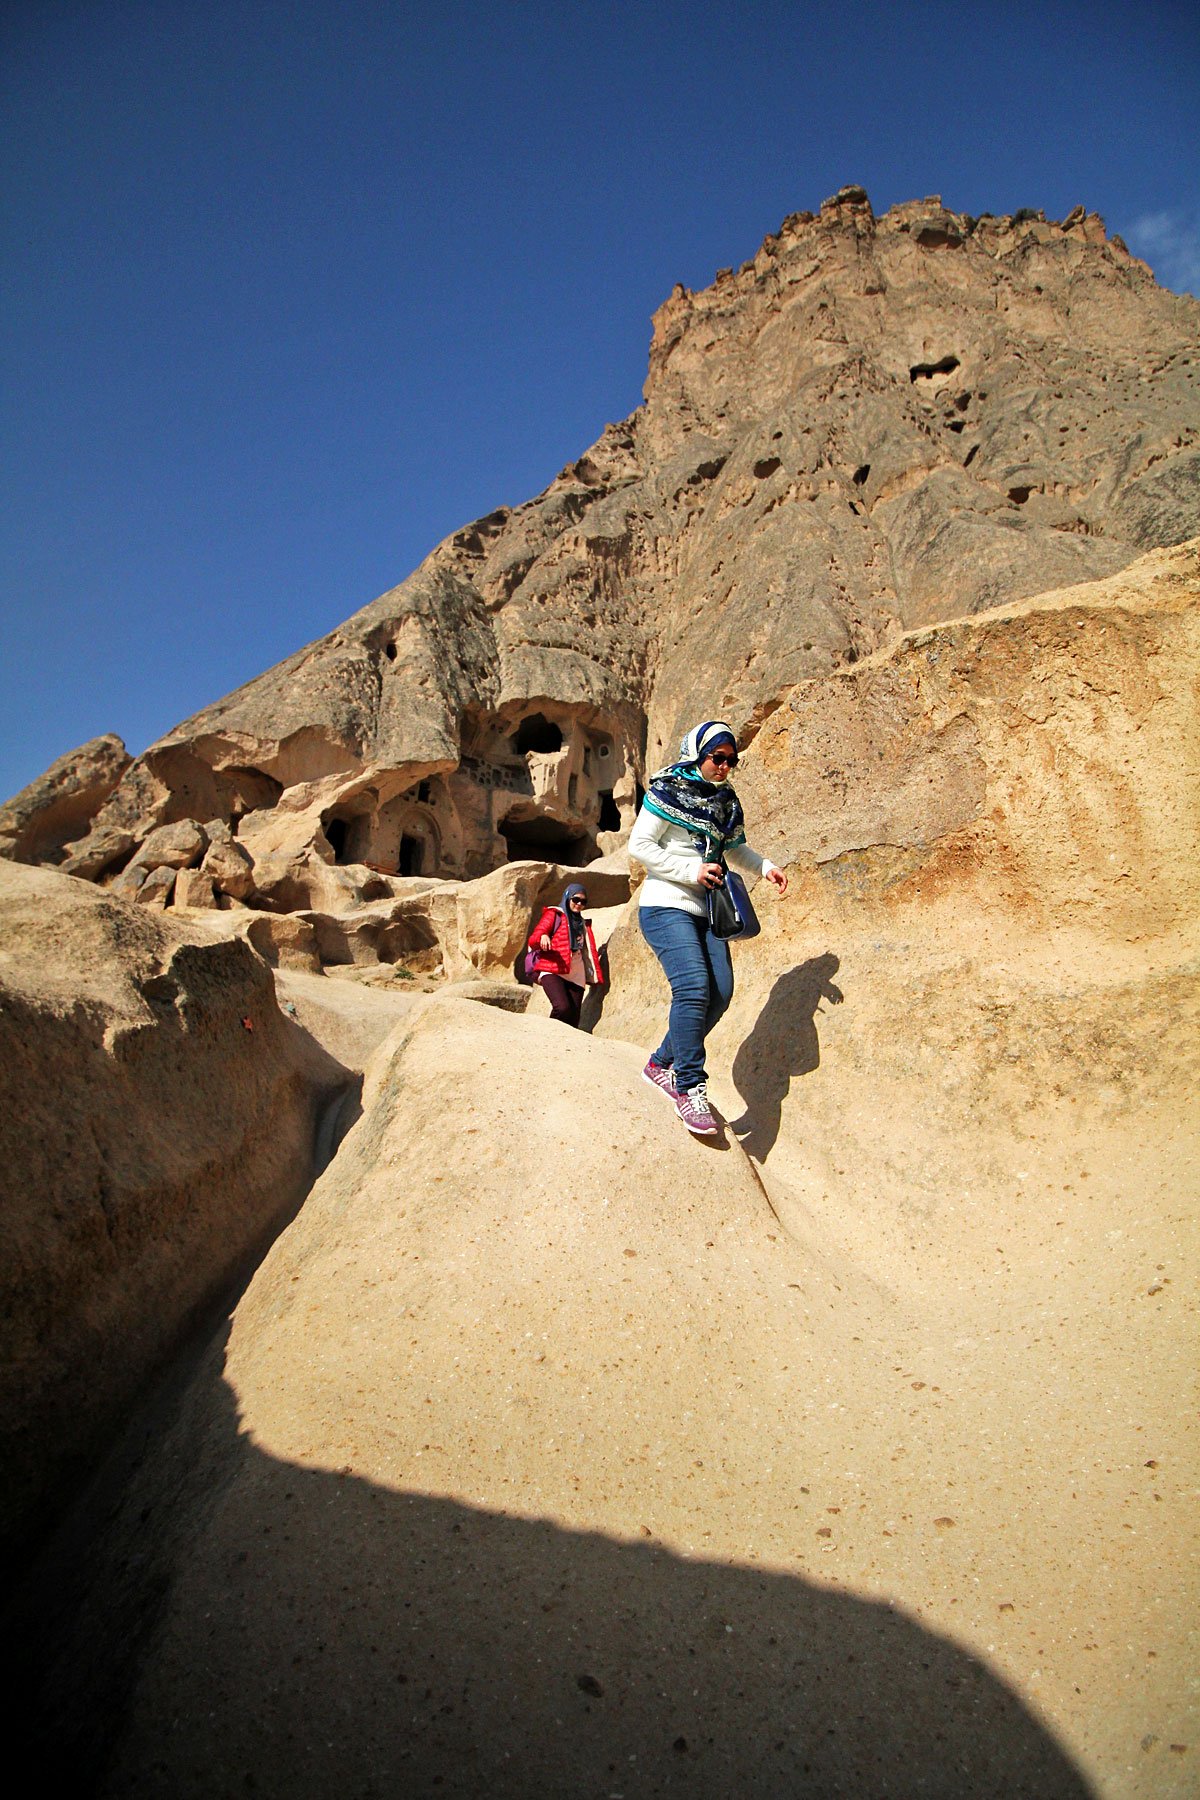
13,189,1197,924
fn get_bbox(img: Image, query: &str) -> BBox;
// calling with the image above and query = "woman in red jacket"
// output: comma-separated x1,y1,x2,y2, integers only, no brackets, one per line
527,882,606,1027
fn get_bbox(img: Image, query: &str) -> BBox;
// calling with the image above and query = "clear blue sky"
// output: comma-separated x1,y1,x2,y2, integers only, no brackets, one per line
2,0,1197,800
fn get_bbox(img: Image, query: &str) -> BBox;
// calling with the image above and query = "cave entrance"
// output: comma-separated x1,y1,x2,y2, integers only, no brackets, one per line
512,713,564,756
500,812,591,866
399,833,425,876
325,818,350,863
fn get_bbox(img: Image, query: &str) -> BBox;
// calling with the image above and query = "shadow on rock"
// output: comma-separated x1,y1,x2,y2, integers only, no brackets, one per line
12,1328,1093,1800
729,954,843,1160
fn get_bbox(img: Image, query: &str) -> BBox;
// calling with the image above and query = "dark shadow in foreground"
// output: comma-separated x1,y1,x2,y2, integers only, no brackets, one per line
7,1324,1094,1799
730,953,844,1160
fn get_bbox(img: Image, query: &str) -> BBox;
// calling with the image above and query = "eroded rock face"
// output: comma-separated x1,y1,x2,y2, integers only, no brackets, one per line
25,190,1196,902
0,734,130,865
0,861,352,1564
597,538,1200,1191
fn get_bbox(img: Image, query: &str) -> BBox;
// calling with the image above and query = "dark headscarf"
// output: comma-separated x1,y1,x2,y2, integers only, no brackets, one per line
561,882,588,948
643,718,746,856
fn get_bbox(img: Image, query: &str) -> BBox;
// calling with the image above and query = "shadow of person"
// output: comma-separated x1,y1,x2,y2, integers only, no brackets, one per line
11,1330,1094,1800
729,953,843,1161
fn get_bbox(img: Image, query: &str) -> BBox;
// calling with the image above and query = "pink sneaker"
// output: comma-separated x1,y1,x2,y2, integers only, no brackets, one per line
674,1081,719,1135
642,1058,675,1098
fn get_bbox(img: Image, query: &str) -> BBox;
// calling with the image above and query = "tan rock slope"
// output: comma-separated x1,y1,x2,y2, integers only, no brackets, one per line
10,544,1197,1797
10,189,1197,921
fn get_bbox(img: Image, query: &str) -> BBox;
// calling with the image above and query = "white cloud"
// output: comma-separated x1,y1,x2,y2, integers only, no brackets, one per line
1123,208,1200,297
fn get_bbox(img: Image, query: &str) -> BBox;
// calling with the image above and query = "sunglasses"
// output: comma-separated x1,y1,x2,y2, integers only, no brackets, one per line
706,751,737,768
570,896,587,905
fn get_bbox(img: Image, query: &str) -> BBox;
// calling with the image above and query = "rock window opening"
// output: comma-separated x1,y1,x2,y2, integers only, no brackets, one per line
909,355,961,383
568,774,578,807
513,714,564,755
598,791,621,832
500,813,591,866
384,642,397,662
582,746,592,776
325,818,349,863
399,834,424,877
417,780,431,803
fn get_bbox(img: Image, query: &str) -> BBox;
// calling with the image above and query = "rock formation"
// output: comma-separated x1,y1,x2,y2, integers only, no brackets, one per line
0,860,356,1563
3,192,1198,1797
7,189,1197,957
0,732,129,865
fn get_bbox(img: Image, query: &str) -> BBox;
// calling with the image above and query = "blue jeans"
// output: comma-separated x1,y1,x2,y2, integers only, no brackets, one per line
638,905,734,1091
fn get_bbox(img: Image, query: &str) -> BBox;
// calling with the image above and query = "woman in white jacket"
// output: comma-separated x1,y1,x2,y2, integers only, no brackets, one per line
629,719,787,1135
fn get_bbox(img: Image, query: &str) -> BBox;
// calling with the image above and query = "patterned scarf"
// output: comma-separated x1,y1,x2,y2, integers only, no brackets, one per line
643,719,746,856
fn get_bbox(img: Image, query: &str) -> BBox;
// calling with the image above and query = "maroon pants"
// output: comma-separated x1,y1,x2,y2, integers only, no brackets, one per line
539,973,583,1028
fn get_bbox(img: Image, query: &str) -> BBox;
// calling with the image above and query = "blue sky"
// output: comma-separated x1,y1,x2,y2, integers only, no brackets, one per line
2,0,1197,800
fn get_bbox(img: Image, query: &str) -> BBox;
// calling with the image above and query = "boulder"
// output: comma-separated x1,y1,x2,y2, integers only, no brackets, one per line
59,827,137,881
173,867,218,910
133,865,176,908
131,818,208,872
200,837,255,900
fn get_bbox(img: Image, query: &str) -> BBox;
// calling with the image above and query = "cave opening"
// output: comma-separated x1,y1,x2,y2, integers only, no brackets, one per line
500,812,591,866
512,714,564,755
399,834,424,876
325,818,349,863
909,355,961,383
598,791,621,832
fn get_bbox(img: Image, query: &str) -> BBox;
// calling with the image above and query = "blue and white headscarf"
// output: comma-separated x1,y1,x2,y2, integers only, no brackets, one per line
643,719,746,855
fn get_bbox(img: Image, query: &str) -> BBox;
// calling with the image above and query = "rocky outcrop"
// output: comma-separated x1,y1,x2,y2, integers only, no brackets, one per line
23,190,1196,902
0,733,130,865
0,861,356,1564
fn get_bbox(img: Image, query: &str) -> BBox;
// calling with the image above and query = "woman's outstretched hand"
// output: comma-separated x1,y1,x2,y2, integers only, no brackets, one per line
765,867,788,895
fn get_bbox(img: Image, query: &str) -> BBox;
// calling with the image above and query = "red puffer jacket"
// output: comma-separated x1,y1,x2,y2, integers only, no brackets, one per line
527,906,606,985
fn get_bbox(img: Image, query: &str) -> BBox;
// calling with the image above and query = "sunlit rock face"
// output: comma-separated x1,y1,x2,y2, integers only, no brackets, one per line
11,189,1199,904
